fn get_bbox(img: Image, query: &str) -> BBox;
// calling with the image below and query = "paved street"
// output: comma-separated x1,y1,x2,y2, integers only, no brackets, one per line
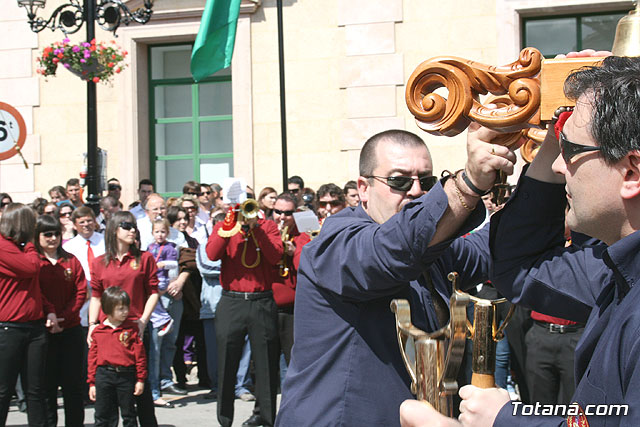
6,370,278,426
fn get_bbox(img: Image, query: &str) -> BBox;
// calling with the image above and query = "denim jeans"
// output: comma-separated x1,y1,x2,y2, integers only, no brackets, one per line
148,295,183,401
202,319,252,395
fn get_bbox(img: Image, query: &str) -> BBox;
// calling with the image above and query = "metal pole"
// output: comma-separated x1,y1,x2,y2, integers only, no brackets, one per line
85,0,100,214
277,0,288,193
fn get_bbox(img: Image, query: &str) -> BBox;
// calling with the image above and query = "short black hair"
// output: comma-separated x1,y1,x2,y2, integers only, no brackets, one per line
343,180,357,193
138,179,153,189
287,175,304,189
564,56,640,164
101,286,130,316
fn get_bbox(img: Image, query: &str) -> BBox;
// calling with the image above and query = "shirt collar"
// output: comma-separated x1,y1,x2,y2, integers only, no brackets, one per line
603,230,640,299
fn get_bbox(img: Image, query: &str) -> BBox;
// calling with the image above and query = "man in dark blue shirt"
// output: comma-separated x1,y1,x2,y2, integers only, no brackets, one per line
276,129,516,426
401,55,640,427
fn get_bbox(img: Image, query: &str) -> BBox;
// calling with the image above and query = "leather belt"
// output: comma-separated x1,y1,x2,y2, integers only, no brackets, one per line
222,290,273,300
100,365,136,373
534,320,584,334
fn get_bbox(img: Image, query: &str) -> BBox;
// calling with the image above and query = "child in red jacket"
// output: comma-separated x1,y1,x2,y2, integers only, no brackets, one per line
88,287,146,427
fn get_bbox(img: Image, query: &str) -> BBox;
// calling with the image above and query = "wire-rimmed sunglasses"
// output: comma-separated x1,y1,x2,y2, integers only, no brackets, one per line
365,175,438,192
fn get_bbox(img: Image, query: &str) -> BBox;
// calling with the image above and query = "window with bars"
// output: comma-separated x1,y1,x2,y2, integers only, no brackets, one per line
522,11,626,58
149,44,233,197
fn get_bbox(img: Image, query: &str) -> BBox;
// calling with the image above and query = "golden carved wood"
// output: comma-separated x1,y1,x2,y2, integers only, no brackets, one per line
406,48,605,160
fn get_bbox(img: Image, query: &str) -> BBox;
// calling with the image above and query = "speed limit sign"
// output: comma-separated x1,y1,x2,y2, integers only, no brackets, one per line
0,102,27,161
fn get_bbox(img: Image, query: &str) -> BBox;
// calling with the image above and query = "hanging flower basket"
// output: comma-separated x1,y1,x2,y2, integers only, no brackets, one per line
36,38,128,84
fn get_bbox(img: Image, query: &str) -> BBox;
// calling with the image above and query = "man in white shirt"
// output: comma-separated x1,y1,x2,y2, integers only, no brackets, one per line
130,179,155,220
62,206,105,327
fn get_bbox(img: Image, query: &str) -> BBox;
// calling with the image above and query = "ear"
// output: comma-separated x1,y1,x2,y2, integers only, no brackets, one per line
357,176,371,204
620,152,640,200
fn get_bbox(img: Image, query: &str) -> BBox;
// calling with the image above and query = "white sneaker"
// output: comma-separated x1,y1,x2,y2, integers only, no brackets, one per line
238,392,256,402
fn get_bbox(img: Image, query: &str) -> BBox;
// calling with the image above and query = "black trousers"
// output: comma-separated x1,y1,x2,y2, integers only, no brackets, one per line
46,325,85,427
0,321,48,427
525,322,583,405
277,306,294,365
173,318,209,387
215,293,279,427
94,366,138,427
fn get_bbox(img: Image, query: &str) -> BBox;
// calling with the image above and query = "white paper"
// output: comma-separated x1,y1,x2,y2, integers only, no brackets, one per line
222,177,247,204
293,210,320,233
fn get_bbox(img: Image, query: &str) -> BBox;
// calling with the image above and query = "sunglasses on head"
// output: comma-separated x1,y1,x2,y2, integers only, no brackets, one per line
41,231,61,238
119,222,137,231
274,209,295,216
559,131,603,163
365,175,438,192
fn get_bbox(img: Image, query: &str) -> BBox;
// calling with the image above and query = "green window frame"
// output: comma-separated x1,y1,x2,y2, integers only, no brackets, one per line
149,43,233,198
522,10,626,58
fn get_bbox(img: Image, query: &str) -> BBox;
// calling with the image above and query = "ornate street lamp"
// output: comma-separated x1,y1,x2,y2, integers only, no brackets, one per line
17,0,154,212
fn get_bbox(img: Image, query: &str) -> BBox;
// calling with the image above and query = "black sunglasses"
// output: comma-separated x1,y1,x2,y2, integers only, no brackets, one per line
187,192,202,197
202,191,212,196
274,209,295,216
41,231,61,238
119,221,137,231
319,200,344,207
559,132,603,163
288,188,300,194
108,184,122,191
59,211,72,217
365,175,438,192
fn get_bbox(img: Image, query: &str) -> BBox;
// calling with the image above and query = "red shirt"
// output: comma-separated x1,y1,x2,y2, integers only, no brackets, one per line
206,219,283,292
91,251,158,322
87,322,147,385
272,231,310,307
0,235,54,322
39,254,87,329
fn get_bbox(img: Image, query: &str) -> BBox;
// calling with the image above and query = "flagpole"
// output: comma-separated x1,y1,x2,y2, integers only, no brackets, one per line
277,0,288,193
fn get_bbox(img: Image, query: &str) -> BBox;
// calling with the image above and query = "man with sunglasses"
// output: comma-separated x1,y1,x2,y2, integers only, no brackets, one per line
400,55,640,427
277,128,515,426
316,183,347,218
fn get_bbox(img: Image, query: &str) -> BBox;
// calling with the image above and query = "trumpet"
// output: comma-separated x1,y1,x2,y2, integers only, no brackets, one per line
238,199,260,221
278,220,290,277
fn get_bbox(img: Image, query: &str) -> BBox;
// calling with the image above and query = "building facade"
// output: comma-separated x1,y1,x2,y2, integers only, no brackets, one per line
0,0,631,204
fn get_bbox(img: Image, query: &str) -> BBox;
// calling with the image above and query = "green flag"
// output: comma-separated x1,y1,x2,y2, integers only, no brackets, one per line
190,0,241,82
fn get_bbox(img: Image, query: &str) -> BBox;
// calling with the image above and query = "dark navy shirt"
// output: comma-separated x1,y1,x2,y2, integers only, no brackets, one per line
491,176,640,426
276,182,490,426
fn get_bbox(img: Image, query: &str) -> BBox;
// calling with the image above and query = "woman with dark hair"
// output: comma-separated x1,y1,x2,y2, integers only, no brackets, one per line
258,187,277,219
0,193,12,219
35,215,87,426
87,210,159,426
56,202,76,244
168,205,198,249
0,204,59,427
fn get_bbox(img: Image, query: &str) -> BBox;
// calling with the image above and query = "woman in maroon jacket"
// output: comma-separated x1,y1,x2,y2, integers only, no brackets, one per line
88,210,159,426
36,214,87,427
0,204,59,427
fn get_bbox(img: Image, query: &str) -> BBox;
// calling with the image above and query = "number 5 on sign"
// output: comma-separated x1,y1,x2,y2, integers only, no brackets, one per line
0,102,28,168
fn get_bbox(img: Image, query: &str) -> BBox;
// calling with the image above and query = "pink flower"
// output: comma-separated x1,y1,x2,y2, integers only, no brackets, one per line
80,58,86,63
72,45,80,53
63,63,70,68
63,38,70,44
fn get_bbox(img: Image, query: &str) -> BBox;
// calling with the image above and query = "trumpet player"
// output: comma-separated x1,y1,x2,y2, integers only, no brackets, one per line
271,193,312,373
205,200,283,427
277,129,515,426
